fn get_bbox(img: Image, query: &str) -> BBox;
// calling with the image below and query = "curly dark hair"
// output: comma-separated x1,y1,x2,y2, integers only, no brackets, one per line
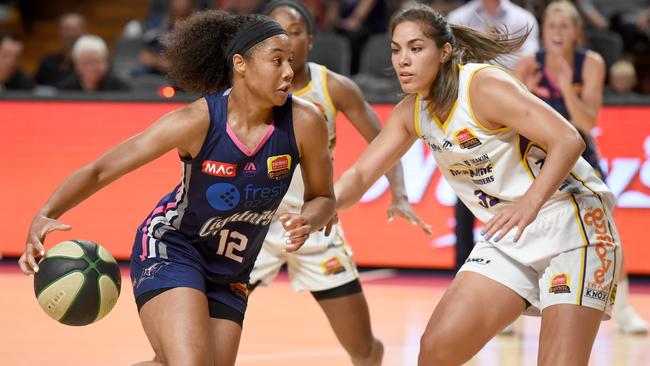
164,10,268,95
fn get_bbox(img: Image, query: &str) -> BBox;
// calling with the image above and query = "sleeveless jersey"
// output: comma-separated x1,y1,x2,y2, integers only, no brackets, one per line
416,63,615,262
135,90,300,282
535,48,605,177
278,62,337,213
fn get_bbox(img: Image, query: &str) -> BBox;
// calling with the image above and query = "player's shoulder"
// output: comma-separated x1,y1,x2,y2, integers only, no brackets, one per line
291,94,324,125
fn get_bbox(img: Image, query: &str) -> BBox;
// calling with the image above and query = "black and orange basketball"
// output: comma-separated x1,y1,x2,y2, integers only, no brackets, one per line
33,240,121,326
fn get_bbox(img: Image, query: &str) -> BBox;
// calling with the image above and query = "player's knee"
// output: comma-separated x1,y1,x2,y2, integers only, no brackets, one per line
419,330,457,365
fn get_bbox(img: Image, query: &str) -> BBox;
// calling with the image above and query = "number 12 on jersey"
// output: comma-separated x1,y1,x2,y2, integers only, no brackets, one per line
217,229,248,263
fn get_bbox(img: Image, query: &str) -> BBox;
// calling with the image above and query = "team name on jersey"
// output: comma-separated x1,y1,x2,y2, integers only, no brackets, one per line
199,209,277,237
202,161,237,177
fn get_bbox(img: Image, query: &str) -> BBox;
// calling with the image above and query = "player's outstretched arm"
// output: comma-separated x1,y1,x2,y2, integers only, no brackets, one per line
280,98,336,252
335,96,418,212
471,68,585,243
327,71,431,233
19,99,210,275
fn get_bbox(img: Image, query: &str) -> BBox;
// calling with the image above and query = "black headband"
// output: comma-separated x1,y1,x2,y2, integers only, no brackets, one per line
263,0,315,34
226,19,287,69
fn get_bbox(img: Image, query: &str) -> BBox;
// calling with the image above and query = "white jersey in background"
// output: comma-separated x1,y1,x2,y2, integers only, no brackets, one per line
251,63,359,292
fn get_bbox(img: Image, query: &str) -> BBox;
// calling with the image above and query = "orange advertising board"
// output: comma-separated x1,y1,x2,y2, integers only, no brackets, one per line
1,101,649,273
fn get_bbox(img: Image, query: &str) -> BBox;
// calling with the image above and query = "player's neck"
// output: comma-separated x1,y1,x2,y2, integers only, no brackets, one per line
291,64,311,92
228,86,274,127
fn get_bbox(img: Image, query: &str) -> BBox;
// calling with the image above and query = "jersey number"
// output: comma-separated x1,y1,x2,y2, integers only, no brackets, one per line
217,230,248,263
474,189,500,209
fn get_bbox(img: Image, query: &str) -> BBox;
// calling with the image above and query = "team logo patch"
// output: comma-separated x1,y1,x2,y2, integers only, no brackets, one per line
549,273,571,294
230,282,250,299
243,161,257,177
321,256,346,275
206,183,240,211
267,154,291,180
202,160,236,177
454,128,482,149
135,261,170,288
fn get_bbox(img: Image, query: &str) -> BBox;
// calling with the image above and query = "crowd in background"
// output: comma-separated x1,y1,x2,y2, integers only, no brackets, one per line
0,0,648,101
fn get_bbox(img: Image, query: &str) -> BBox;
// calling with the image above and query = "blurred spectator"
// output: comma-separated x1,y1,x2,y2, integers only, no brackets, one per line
136,0,196,76
422,1,464,15
219,0,266,15
147,0,210,30
0,33,33,91
34,13,87,87
606,59,639,97
447,0,540,69
326,0,389,74
58,35,130,92
578,0,650,54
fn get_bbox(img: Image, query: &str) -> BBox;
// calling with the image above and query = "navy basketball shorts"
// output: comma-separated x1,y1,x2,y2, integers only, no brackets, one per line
129,230,249,327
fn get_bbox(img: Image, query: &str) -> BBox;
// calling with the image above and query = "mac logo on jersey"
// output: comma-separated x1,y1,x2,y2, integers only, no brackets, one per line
243,161,257,177
206,183,240,211
267,154,291,180
202,161,237,177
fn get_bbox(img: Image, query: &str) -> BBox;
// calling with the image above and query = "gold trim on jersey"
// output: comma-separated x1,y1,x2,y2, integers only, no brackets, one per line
517,134,535,182
414,94,422,138
431,100,458,132
577,245,587,305
293,81,313,97
467,65,511,132
321,67,337,116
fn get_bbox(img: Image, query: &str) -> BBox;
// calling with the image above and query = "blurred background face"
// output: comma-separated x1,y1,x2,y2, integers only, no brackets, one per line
170,0,194,19
391,21,440,96
269,7,312,74
75,50,108,90
0,38,22,82
543,9,579,54
60,14,86,51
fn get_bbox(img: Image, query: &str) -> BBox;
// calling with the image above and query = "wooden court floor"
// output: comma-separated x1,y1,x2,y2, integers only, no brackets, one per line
1,263,649,366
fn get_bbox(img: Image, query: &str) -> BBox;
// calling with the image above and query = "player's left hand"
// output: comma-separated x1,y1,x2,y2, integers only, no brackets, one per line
480,198,539,243
279,213,311,252
387,197,433,234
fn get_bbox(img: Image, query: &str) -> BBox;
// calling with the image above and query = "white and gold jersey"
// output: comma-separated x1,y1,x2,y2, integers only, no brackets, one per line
279,62,338,213
416,63,618,263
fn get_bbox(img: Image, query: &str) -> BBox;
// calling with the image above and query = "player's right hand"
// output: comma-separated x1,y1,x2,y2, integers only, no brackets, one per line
18,215,71,276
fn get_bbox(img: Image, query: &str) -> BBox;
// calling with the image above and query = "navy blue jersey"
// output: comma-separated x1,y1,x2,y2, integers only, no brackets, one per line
133,90,300,283
535,48,605,178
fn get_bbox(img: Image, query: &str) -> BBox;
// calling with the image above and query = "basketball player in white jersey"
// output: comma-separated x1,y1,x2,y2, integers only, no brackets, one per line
333,4,621,365
248,2,431,365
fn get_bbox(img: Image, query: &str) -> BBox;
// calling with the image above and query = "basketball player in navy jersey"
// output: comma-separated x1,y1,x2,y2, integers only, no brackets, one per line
18,11,335,366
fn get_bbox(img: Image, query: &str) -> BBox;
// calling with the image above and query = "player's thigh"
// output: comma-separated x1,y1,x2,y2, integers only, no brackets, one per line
139,287,214,366
210,317,243,366
423,271,526,353
539,304,602,366
206,283,248,366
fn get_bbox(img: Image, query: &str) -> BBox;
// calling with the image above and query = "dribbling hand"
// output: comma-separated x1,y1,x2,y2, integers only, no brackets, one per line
279,213,311,252
18,215,71,276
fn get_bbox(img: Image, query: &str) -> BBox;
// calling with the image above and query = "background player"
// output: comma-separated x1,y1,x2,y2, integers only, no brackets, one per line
333,4,621,365
18,11,335,366
248,2,431,365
